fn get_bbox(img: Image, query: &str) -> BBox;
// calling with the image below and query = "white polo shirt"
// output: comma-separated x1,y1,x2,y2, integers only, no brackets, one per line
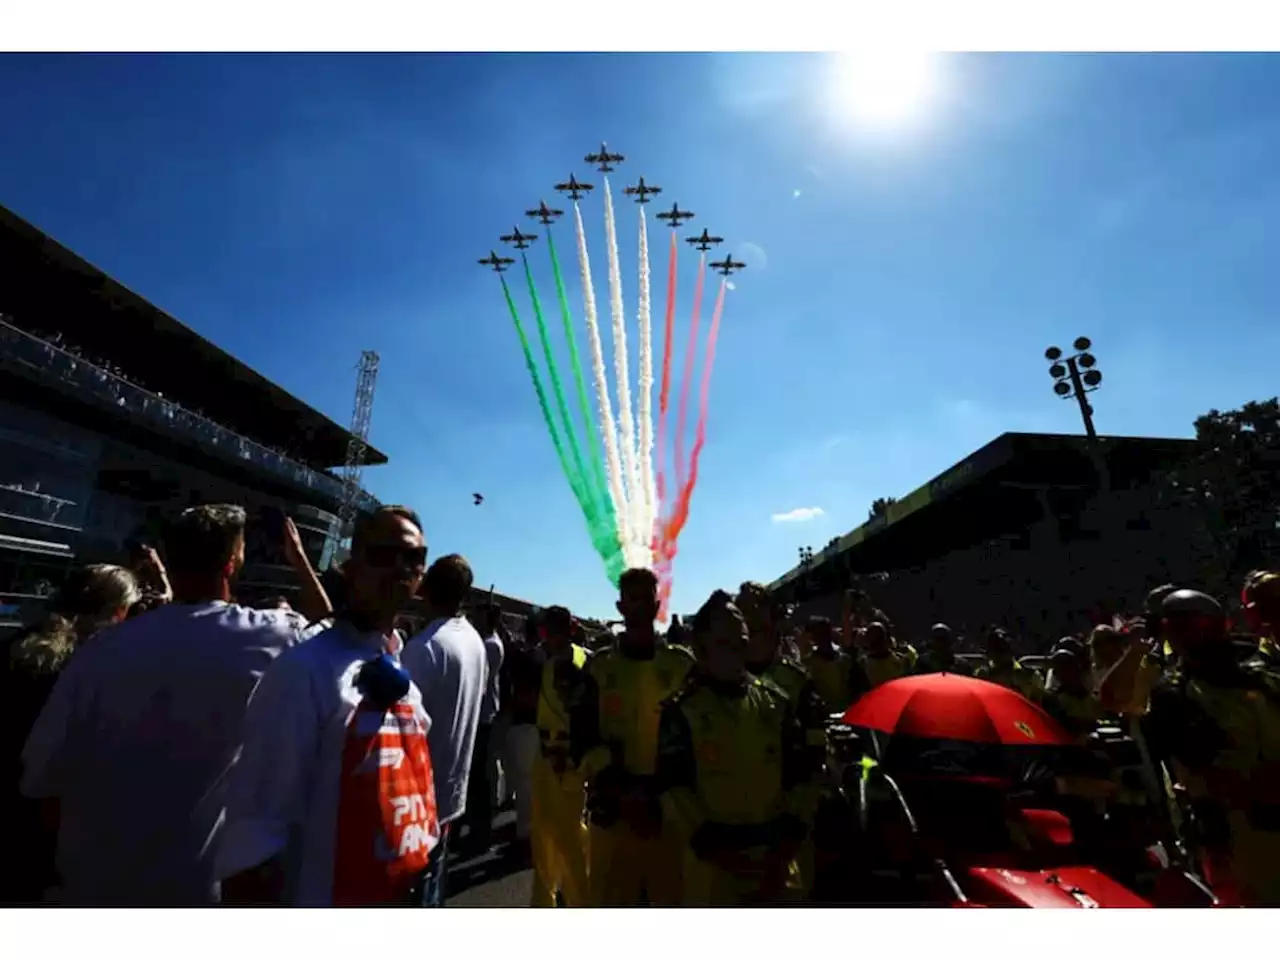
216,622,439,906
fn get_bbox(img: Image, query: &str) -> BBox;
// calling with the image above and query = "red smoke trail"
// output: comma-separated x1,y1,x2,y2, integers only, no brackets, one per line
673,254,706,495
657,277,727,619
654,231,678,542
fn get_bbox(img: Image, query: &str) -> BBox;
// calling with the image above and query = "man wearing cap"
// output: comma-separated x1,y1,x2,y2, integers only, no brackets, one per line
914,623,972,676
1143,588,1280,906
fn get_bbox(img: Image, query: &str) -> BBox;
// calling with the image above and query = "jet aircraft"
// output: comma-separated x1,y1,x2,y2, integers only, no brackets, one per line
478,251,515,272
499,226,537,249
656,202,695,226
585,142,625,172
554,173,594,201
624,177,662,204
685,228,724,252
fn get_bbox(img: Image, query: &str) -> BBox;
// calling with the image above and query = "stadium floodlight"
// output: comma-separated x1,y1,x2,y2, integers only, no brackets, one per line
1044,337,1103,442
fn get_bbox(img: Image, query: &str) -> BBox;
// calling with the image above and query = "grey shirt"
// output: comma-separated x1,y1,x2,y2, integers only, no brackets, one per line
21,601,307,905
402,615,487,824
480,632,505,724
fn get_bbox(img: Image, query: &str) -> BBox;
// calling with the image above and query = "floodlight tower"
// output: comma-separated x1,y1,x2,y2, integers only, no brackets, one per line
1045,337,1103,442
337,350,380,548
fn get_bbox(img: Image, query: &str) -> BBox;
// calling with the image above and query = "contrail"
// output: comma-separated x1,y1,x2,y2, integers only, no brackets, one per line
635,205,655,567
574,201,631,557
602,177,643,568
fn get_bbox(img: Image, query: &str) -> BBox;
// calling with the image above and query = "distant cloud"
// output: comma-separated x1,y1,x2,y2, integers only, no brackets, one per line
725,280,736,291
772,506,824,523
821,434,848,451
793,188,802,199
738,241,768,271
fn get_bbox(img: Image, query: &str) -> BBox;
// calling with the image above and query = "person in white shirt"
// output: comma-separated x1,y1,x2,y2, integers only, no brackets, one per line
461,602,506,854
217,505,439,906
402,554,488,904
20,504,309,906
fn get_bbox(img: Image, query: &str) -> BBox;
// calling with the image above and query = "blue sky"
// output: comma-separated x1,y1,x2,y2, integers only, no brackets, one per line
2,53,1279,619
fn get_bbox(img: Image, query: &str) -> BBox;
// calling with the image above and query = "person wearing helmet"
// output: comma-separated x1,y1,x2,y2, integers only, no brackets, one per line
1143,588,1280,906
1242,571,1280,690
975,627,1043,701
1042,642,1102,744
655,591,808,905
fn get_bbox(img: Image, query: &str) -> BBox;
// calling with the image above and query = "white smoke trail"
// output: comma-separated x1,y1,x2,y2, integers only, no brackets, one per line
574,201,630,557
602,178,644,568
635,206,655,568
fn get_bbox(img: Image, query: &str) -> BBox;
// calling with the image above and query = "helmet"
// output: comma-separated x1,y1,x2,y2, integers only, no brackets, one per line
1144,583,1180,616
1161,589,1223,618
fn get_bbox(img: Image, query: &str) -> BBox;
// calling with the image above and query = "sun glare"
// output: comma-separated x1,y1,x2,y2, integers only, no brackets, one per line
828,52,945,135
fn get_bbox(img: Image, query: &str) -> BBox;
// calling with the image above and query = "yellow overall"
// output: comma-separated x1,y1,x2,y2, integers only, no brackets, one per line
571,643,695,906
531,644,590,907
656,676,807,905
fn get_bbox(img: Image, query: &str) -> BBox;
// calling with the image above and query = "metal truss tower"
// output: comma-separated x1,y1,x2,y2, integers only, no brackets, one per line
337,350,380,547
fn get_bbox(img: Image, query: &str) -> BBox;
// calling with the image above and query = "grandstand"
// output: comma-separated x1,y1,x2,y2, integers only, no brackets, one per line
769,431,1208,648
0,203,383,630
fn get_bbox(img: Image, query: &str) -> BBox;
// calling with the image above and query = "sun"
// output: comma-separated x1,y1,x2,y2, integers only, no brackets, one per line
827,52,945,135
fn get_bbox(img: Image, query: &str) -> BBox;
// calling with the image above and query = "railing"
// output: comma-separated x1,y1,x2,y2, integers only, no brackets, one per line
0,320,379,513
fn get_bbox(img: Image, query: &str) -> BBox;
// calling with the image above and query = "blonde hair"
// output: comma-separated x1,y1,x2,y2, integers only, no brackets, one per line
10,564,141,675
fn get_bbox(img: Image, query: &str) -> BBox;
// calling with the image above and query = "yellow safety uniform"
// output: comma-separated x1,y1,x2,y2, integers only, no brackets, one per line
568,642,695,906
862,650,910,689
655,674,809,905
1146,670,1280,906
804,649,857,714
531,643,590,907
748,657,827,896
897,642,919,670
975,659,1045,702
1042,686,1102,744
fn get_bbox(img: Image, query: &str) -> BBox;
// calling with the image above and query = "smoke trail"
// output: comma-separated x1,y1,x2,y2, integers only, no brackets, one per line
547,228,615,538
602,178,643,568
654,229,678,550
574,202,631,562
658,276,728,592
674,253,706,493
499,275,577,520
521,253,592,516
635,206,655,568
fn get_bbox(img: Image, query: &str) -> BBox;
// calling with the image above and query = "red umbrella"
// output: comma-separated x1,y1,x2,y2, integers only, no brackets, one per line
842,673,1071,747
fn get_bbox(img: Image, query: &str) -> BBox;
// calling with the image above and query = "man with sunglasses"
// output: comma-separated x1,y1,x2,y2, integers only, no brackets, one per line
216,506,440,906
402,554,489,906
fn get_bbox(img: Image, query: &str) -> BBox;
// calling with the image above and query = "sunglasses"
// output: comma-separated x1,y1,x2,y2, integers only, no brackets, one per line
362,543,428,570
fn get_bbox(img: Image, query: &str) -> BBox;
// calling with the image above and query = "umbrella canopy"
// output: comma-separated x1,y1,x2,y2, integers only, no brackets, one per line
842,673,1071,748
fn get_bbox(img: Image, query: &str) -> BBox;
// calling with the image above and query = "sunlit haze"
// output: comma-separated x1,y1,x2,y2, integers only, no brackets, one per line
828,52,946,134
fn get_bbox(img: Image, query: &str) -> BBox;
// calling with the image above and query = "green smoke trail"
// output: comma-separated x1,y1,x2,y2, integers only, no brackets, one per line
518,258,623,582
500,276,577,504
547,230,615,539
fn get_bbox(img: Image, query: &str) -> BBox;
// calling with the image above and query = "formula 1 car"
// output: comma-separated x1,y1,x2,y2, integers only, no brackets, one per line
815,696,1218,908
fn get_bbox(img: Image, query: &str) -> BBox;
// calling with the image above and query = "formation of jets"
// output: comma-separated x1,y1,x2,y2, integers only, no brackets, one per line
554,173,593,201
711,255,745,276
480,144,744,284
472,493,484,506
624,177,661,204
657,202,695,227
585,142,624,172
526,200,564,226
499,226,537,249
478,251,515,273
685,228,723,252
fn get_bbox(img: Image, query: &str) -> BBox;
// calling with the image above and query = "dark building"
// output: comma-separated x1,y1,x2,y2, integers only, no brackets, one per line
769,431,1211,649
0,204,385,633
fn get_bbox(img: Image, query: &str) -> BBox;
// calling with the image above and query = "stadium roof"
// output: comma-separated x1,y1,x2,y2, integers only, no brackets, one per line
0,204,387,470
769,431,1196,590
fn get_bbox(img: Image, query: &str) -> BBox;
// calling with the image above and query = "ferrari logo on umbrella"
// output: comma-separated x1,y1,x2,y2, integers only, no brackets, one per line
1015,721,1035,739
